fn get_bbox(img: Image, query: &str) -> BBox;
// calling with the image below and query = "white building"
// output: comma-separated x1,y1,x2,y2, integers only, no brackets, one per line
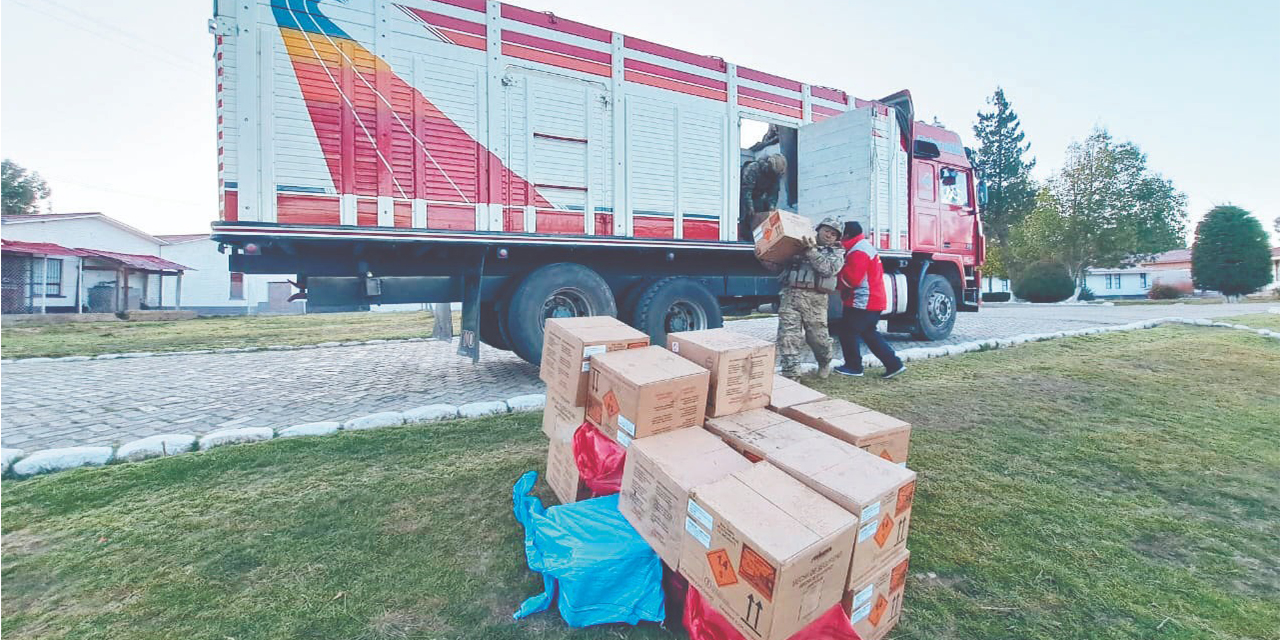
1,212,298,315
1084,249,1194,298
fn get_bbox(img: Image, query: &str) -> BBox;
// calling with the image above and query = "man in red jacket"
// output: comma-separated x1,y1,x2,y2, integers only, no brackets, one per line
834,221,905,378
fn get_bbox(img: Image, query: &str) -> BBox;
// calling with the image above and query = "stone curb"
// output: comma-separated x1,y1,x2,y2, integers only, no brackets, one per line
5,318,1277,478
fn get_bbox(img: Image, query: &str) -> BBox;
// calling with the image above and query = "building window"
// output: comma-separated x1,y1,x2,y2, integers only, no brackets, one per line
1105,274,1113,290
1140,273,1149,289
32,258,62,296
1001,279,1008,292
229,272,245,300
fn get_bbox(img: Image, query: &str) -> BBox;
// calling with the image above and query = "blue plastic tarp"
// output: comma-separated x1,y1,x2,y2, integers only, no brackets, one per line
511,470,665,627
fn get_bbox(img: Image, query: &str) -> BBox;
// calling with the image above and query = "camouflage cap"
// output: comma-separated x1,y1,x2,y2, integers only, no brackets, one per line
816,217,842,234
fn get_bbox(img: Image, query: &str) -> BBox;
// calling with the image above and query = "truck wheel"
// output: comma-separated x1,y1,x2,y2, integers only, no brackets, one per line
912,274,956,341
506,263,617,364
479,302,510,350
633,277,723,347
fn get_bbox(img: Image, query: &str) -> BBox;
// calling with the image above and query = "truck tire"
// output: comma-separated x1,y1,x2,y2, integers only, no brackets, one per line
479,302,510,350
912,274,956,341
506,263,617,364
633,277,723,347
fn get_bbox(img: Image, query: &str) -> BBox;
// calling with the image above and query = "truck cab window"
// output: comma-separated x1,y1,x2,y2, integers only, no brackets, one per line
939,168,970,207
917,165,935,202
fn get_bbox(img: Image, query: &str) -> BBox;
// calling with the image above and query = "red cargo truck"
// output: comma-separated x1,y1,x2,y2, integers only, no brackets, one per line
209,0,986,363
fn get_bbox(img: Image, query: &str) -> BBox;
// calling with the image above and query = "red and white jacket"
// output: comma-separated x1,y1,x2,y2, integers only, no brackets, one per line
838,234,887,311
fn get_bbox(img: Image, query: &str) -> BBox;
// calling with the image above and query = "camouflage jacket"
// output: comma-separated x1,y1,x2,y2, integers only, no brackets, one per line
778,243,844,294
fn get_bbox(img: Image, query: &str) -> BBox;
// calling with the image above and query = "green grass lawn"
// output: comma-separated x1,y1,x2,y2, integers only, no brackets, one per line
1220,312,1280,332
3,326,1277,639
0,311,454,358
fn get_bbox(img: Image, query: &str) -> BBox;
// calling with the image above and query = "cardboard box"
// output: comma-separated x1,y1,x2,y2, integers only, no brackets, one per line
842,548,910,640
667,329,776,417
767,375,826,411
752,209,816,264
781,399,912,465
540,316,649,406
545,422,588,504
704,408,826,462
618,428,752,569
586,346,711,446
681,462,858,640
765,437,916,585
542,389,586,438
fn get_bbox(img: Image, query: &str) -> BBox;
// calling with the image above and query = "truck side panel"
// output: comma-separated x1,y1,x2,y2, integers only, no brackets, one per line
214,0,853,243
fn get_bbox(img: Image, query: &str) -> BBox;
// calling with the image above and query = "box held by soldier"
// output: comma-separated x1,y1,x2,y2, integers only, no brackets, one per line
618,428,752,570
586,346,711,446
767,374,827,411
540,317,649,406
680,462,857,640
753,209,816,264
667,328,775,417
780,398,912,465
842,547,910,640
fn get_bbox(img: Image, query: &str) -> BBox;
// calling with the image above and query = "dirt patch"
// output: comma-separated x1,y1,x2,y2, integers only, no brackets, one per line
1,529,51,557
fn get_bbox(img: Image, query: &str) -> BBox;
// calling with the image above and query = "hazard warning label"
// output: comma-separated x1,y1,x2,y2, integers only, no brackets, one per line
896,481,916,516
867,594,889,626
603,390,620,418
738,544,777,601
874,514,894,547
707,549,738,587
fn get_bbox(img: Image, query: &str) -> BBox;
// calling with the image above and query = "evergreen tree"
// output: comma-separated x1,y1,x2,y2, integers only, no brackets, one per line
1192,205,1272,296
973,88,1037,277
2,159,51,216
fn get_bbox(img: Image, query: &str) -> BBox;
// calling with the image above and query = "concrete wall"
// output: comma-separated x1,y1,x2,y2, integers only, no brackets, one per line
157,240,282,312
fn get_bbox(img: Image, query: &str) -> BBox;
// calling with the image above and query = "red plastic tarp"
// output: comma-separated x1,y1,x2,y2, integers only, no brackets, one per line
683,585,862,640
572,422,627,497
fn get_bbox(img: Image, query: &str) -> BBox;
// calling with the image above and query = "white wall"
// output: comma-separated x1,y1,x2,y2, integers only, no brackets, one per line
1086,267,1191,297
4,217,162,311
156,239,277,311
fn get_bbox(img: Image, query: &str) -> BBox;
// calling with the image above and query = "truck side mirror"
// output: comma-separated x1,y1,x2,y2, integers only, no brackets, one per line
977,180,989,208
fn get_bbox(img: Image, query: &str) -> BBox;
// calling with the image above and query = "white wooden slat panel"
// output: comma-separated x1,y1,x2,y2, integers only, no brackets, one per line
678,108,725,220
627,97,676,217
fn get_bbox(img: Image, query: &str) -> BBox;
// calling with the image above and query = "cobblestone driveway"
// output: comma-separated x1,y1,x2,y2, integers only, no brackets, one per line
2,302,1271,451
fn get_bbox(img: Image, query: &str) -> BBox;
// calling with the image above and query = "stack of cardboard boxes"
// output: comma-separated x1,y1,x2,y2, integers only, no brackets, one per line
536,317,918,640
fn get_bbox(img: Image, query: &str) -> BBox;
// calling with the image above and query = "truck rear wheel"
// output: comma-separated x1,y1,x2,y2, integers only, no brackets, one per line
912,274,956,341
633,277,723,347
505,263,617,364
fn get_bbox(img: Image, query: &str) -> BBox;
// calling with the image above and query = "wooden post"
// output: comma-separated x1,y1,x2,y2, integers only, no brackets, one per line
142,272,150,309
175,272,183,310
158,272,164,309
76,258,84,314
39,255,49,314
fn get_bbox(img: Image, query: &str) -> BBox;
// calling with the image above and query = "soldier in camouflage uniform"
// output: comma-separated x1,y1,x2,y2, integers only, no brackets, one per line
771,217,844,379
739,154,788,240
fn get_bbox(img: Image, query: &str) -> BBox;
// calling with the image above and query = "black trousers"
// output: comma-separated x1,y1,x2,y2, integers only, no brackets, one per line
839,308,902,372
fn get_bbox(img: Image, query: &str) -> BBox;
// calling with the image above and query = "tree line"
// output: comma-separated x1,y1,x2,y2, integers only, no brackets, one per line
970,89,1273,298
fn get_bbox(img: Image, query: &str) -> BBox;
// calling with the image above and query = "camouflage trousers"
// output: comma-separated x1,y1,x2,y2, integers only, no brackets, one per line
776,287,833,376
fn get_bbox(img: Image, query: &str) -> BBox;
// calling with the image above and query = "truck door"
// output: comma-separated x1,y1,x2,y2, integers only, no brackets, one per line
911,160,941,252
938,166,975,253
502,70,612,235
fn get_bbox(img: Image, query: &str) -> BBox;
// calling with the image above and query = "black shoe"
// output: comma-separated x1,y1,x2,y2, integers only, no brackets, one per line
882,364,906,379
833,365,864,377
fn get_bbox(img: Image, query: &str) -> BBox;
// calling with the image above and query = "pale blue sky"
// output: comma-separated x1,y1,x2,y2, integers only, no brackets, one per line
2,0,1277,240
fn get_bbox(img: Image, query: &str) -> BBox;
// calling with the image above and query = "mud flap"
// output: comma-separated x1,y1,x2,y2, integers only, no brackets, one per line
457,251,486,362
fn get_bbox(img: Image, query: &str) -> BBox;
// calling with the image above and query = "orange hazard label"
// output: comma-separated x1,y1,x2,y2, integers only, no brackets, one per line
763,227,774,242
603,390,620,418
896,481,916,516
890,557,909,593
586,397,603,425
707,549,738,587
627,341,648,349
878,450,894,463
738,544,777,601
868,594,889,626
874,514,894,548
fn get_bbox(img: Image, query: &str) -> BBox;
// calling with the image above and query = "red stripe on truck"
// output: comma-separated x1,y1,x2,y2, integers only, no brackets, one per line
810,85,847,104
501,4,612,43
737,66,802,92
502,43,611,76
402,6,486,36
623,35,726,73
502,29,612,63
625,70,727,102
737,85,802,108
737,96,802,118
624,58,727,91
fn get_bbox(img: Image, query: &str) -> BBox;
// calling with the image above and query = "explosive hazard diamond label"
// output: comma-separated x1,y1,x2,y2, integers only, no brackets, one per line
867,594,889,626
874,514,894,547
707,548,737,587
603,390,620,418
